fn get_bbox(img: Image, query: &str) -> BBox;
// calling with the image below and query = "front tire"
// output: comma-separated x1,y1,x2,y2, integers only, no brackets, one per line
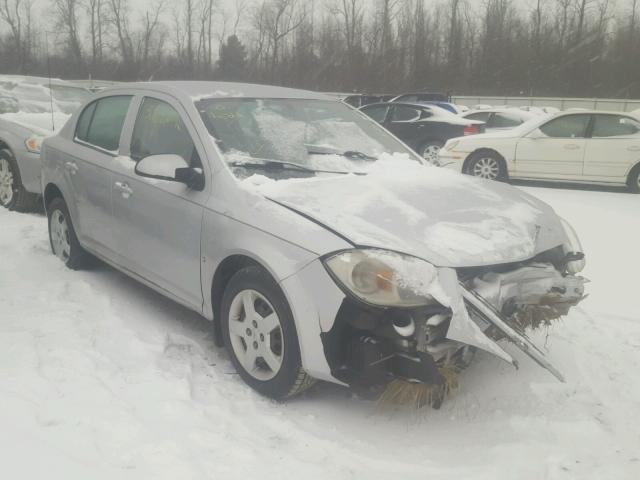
221,266,315,399
466,151,508,181
627,164,640,193
47,197,93,270
0,148,40,212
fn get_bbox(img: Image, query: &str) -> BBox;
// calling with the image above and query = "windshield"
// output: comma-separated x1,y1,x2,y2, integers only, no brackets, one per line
196,98,419,176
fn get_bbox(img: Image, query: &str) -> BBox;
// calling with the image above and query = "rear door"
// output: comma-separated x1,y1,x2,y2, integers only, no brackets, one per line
110,94,208,310
385,104,424,149
66,95,133,257
514,114,590,179
583,114,640,181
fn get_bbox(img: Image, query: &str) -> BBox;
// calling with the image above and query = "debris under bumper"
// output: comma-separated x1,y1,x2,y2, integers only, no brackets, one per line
323,260,586,398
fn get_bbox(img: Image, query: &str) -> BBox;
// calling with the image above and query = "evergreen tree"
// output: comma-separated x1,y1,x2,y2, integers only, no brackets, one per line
216,35,248,81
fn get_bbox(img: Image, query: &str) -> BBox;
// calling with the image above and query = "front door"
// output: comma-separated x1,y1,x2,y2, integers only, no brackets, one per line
514,114,591,179
583,114,640,181
111,95,207,310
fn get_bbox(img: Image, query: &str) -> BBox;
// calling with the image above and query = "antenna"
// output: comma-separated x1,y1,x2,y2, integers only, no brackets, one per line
45,31,55,132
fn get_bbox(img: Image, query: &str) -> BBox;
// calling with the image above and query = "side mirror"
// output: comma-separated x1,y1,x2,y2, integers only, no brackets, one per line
134,154,204,190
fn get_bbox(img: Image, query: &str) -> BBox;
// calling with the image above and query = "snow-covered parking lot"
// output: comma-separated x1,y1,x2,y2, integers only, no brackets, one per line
1,184,639,480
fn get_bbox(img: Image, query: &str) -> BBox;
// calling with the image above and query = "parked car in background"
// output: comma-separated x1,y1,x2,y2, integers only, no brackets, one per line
439,110,640,192
360,102,485,163
461,108,539,132
40,81,585,402
0,76,91,211
0,75,91,114
390,92,459,113
343,93,394,108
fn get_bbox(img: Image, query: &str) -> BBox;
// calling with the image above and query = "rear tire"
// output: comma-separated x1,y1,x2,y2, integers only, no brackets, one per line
627,164,640,193
0,149,40,212
419,140,444,165
47,197,93,270
221,266,315,400
465,151,508,181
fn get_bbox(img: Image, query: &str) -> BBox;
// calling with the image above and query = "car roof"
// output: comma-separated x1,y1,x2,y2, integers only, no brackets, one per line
464,108,536,116
362,101,431,110
100,81,331,102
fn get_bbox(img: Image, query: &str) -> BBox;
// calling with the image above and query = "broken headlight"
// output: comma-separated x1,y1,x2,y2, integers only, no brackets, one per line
559,217,586,274
324,249,438,308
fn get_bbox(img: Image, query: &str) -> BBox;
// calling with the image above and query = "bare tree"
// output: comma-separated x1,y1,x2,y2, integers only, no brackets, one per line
85,0,105,66
52,0,84,69
0,0,33,71
108,0,134,70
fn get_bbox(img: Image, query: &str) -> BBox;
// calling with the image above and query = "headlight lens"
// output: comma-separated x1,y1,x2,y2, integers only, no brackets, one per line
25,135,43,154
324,249,438,307
560,217,586,274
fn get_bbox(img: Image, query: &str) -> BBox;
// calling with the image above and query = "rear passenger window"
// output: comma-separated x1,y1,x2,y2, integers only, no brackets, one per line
491,112,523,128
592,115,640,138
465,112,491,122
539,115,590,138
75,96,132,152
75,101,96,142
361,105,389,123
391,106,421,122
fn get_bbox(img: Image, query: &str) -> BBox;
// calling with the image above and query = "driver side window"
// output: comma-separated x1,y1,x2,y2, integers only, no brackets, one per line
131,97,199,166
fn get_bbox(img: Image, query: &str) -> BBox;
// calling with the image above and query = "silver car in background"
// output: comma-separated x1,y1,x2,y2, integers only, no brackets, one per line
40,82,587,402
0,76,90,211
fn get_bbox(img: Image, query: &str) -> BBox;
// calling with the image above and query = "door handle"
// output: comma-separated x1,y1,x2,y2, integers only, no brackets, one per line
564,144,581,150
627,145,640,152
64,161,79,174
114,181,133,198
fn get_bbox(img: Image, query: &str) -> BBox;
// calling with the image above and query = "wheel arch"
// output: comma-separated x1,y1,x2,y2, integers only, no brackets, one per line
626,161,640,190
43,183,65,212
210,254,270,346
463,148,508,175
418,137,446,150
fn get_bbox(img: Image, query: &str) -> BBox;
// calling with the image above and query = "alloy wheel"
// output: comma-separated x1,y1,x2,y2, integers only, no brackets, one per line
228,289,284,381
422,144,441,165
0,158,15,206
472,157,500,179
50,209,71,261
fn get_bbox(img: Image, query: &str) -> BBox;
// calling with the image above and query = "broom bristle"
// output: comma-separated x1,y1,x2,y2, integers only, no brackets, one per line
376,366,460,410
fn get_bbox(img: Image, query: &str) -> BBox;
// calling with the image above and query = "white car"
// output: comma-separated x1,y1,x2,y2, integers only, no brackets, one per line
439,110,640,192
461,108,541,132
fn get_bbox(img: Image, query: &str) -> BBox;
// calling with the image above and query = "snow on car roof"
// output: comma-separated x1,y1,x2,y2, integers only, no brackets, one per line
101,81,331,102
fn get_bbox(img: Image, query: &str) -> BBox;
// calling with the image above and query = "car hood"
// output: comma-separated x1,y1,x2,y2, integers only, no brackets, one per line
253,159,566,267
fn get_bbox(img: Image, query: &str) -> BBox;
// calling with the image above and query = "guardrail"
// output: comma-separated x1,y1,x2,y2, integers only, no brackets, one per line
451,95,640,112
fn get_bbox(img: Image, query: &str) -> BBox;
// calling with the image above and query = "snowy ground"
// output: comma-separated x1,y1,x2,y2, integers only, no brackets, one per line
1,183,639,480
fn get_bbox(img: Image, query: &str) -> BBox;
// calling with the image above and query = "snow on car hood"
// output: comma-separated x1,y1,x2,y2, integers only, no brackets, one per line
249,157,566,267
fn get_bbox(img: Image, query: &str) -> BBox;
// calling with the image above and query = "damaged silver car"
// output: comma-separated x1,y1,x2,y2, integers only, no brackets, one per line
40,82,586,405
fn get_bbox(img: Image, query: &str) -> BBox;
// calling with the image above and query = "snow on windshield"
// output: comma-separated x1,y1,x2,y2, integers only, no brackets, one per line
197,98,418,174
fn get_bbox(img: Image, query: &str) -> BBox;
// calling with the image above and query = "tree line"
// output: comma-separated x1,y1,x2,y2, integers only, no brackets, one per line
1,0,640,98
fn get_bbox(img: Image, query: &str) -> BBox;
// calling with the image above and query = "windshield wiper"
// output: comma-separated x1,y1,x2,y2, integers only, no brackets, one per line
229,159,351,175
307,148,377,161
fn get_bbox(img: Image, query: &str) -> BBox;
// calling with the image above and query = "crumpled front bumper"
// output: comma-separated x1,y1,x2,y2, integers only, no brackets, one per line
440,264,586,382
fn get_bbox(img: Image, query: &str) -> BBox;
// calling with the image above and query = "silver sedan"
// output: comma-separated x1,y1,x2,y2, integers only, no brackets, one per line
40,82,587,402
